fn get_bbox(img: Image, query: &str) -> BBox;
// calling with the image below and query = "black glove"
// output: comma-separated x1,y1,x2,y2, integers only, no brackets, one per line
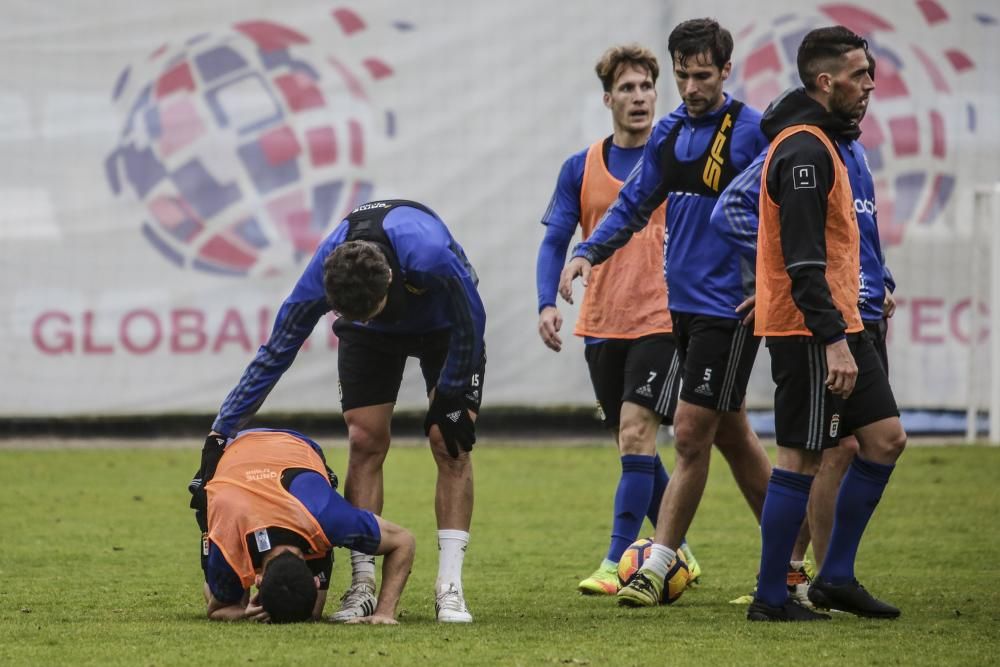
188,434,227,512
424,391,475,458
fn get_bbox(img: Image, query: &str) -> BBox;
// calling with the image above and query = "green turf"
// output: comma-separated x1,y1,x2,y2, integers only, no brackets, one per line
1,443,998,666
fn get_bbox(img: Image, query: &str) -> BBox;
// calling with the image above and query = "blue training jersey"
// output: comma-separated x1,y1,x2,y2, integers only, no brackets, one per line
710,141,894,321
572,95,768,319
204,429,381,604
212,205,486,436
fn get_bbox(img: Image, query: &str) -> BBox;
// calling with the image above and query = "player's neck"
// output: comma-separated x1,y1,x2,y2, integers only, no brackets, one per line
611,127,651,149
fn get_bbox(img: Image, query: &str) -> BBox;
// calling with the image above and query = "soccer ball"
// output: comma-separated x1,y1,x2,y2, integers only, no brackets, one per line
661,555,690,605
617,537,654,586
617,537,690,605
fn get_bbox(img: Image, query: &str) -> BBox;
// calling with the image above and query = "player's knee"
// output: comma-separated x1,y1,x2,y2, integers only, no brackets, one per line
617,419,656,455
347,423,389,464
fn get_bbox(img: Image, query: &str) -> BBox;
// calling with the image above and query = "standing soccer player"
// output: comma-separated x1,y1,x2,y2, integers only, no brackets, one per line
535,44,701,596
560,18,773,607
748,26,906,622
710,50,897,592
189,199,486,623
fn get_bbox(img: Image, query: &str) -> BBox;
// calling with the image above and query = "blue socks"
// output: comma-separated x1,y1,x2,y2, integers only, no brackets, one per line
647,454,670,525
606,455,656,562
757,469,814,607
820,456,895,585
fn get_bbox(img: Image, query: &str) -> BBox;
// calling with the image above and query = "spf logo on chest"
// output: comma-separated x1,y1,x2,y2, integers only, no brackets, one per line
702,112,733,192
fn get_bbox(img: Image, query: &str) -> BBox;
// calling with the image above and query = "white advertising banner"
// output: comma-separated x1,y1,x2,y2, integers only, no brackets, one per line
0,0,997,416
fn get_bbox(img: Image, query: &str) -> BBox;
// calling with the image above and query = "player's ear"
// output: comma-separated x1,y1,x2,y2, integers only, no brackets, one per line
603,92,612,109
314,576,321,589
255,573,263,588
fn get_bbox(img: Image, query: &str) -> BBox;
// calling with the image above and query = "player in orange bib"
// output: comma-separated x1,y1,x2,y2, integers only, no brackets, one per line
748,27,906,622
200,428,414,625
535,45,704,595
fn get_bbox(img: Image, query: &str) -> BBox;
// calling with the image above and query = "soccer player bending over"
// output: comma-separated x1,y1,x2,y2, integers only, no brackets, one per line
190,199,486,623
200,428,414,625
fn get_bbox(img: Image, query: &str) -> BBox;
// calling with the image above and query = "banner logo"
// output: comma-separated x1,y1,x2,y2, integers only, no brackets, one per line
105,10,411,276
730,1,989,246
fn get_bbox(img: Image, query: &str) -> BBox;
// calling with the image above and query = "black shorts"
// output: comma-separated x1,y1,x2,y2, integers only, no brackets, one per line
864,318,889,374
768,334,899,451
334,321,486,412
670,312,761,412
584,334,681,429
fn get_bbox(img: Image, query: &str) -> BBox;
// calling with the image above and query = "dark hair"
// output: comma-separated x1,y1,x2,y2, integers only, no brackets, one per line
667,18,733,69
323,240,391,321
595,44,659,92
258,551,317,624
797,26,869,91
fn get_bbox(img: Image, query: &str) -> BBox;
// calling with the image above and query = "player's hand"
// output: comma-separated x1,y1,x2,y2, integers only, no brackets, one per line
189,433,227,512
245,592,270,623
824,338,858,398
736,294,756,326
425,391,475,458
883,292,896,318
538,306,563,352
345,614,399,625
558,257,592,305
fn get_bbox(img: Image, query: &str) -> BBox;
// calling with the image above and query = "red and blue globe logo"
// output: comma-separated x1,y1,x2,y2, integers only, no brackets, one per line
730,1,991,246
105,10,409,276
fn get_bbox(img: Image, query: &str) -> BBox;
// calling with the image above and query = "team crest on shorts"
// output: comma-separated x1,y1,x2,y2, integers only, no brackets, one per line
829,413,841,439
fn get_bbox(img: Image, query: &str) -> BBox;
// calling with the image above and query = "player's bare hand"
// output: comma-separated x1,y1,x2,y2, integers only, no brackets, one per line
538,306,563,352
883,292,896,318
245,592,270,623
558,257,592,304
345,615,399,625
824,338,858,398
736,294,756,326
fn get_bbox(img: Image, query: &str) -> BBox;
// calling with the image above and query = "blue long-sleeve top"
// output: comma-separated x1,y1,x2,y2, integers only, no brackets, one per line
571,95,767,319
710,141,894,321
212,205,486,436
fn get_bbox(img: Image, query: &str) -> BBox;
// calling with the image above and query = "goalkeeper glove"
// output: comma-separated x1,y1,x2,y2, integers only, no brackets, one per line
424,391,475,458
188,434,227,512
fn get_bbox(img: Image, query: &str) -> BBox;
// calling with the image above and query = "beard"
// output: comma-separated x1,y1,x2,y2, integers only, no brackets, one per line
829,82,866,124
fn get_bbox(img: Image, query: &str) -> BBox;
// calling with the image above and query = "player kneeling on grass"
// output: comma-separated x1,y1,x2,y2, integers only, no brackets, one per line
199,428,414,625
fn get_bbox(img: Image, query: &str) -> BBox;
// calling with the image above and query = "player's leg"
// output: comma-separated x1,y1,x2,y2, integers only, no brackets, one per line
331,323,406,622
578,339,631,595
619,316,740,607
807,437,858,568
418,333,485,622
748,339,833,622
810,336,905,618
809,319,888,570
713,403,770,522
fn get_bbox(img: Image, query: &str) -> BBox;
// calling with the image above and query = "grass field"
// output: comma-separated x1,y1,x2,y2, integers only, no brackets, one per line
1,440,998,666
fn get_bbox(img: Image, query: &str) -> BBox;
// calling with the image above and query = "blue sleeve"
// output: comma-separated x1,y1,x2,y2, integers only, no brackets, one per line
572,120,673,265
710,150,766,264
536,154,584,311
289,471,382,554
211,224,347,436
205,543,246,605
389,215,486,396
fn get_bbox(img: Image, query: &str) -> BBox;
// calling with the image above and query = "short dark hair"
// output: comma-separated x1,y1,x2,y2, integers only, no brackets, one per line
323,240,391,321
667,18,733,69
595,44,659,92
797,26,869,91
258,551,317,624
